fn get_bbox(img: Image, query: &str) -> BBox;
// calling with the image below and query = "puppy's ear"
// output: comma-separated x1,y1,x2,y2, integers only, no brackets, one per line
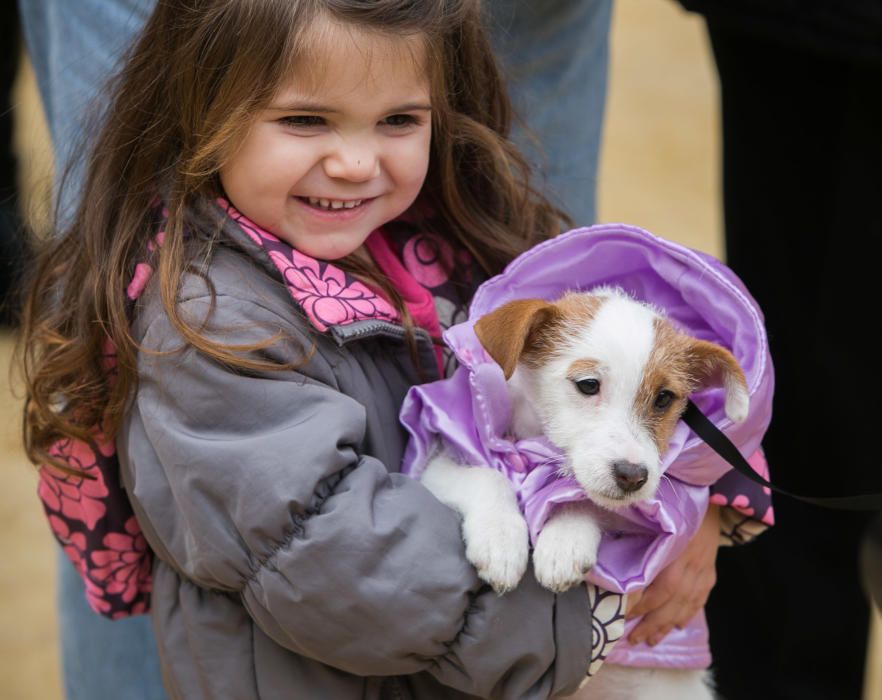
474,299,559,379
687,339,750,423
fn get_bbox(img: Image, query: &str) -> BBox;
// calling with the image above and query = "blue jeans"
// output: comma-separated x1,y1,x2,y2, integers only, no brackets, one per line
56,552,168,700
18,0,154,220
488,0,612,226
19,1,610,698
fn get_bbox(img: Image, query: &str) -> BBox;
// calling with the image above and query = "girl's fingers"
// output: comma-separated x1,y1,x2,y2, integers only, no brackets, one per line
625,589,644,620
625,576,675,620
647,623,675,647
627,597,683,644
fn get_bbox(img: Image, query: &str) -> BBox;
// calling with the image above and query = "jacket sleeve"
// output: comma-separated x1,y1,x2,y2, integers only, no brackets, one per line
122,292,593,699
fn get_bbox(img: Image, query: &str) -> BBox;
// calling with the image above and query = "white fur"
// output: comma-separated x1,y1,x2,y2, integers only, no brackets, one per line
565,665,715,700
421,451,529,593
724,373,750,423
532,501,603,592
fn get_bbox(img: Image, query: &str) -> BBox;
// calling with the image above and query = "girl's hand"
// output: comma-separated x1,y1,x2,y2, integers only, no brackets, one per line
624,504,721,646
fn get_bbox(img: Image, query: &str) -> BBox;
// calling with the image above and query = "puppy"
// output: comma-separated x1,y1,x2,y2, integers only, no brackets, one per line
420,288,749,697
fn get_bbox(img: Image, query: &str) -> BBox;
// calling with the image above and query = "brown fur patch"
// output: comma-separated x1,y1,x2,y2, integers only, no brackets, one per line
635,319,703,453
635,318,747,453
687,339,748,394
567,358,601,379
474,293,606,377
473,299,560,379
521,293,605,369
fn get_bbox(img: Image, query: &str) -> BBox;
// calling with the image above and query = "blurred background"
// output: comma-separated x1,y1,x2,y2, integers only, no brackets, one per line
1,0,879,698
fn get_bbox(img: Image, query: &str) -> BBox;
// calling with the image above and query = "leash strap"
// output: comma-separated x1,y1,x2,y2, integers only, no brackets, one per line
682,401,882,511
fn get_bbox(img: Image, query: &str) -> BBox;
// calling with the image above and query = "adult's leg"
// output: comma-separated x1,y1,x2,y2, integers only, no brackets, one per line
57,561,168,700
18,0,154,217
704,21,880,700
17,3,165,699
484,0,613,227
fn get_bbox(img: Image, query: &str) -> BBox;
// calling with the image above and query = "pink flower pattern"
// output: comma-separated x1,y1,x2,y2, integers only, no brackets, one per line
91,517,152,604
48,514,87,569
38,433,151,616
39,441,109,530
403,233,454,288
126,263,154,300
709,448,775,539
269,250,397,331
222,201,398,331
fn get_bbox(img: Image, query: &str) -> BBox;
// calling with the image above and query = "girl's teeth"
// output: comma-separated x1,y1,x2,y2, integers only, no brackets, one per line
305,197,364,210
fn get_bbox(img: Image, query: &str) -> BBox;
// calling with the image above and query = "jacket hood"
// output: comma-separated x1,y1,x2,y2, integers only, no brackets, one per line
445,223,774,486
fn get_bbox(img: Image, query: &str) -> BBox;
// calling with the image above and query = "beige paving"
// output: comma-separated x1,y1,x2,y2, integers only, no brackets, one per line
2,43,62,700
598,0,722,258
1,0,876,698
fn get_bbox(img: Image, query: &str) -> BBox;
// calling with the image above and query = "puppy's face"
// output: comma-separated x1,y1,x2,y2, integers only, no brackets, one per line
474,290,749,509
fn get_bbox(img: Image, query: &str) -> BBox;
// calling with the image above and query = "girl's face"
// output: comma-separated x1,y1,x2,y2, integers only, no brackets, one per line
219,23,432,260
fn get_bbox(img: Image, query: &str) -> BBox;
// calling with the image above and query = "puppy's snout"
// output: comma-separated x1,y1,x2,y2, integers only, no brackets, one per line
611,461,648,493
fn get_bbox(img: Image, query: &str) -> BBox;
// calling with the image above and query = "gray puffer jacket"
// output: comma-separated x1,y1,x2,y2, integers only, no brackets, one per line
118,207,594,699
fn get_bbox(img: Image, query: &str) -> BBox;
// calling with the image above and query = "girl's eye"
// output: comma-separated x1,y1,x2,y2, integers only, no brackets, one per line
654,390,676,410
575,378,600,396
382,114,419,128
279,115,326,129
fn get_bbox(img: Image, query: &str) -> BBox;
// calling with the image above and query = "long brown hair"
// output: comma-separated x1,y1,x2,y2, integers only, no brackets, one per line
19,0,569,469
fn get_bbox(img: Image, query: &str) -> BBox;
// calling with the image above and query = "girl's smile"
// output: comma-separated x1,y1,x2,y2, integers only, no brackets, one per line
219,20,432,261
293,195,376,222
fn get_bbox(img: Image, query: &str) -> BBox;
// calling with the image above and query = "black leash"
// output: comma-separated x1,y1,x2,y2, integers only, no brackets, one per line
682,401,882,511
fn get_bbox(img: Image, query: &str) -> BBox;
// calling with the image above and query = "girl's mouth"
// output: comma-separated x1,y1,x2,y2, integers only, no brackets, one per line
293,195,375,222
297,196,371,212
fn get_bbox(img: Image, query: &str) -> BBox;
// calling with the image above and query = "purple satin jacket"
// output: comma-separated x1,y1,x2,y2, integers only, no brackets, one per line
400,224,774,671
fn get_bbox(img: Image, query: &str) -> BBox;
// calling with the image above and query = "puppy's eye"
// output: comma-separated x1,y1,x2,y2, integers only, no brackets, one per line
654,390,675,410
575,378,600,396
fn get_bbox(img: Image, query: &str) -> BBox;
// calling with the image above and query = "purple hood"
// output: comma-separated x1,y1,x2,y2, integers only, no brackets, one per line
400,224,774,597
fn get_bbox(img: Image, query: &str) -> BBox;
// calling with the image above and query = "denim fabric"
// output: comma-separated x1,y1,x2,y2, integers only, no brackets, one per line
57,552,169,700
19,1,610,698
17,0,153,220
486,0,613,227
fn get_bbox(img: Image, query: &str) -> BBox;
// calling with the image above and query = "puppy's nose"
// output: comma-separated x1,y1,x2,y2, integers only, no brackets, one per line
612,461,648,493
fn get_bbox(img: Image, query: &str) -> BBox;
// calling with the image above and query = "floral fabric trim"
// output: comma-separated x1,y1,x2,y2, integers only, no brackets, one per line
222,202,400,332
709,448,775,545
585,584,626,677
39,437,152,618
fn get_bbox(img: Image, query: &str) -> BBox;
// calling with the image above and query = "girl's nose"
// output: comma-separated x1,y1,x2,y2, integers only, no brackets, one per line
323,139,381,182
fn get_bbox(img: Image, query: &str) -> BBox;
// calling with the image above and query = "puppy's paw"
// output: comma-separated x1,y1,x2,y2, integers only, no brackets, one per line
533,509,602,593
462,511,530,594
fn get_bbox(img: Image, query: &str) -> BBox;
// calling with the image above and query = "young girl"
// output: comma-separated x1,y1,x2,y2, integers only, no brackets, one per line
20,1,599,697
